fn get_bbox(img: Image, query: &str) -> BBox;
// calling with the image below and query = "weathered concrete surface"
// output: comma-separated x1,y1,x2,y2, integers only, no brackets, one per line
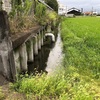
26,39,34,62
11,26,44,49
14,49,21,73
0,39,12,78
0,11,10,40
41,31,44,46
0,11,48,84
0,11,16,81
33,35,38,55
19,43,28,72
38,32,42,50
0,38,16,80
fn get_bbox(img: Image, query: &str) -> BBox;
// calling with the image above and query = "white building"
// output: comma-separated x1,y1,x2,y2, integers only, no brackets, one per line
58,2,67,15
1,0,11,13
93,11,98,15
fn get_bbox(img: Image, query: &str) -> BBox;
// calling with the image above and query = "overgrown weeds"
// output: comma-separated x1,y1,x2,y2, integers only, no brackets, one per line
9,15,37,34
9,0,58,34
10,67,100,100
9,0,37,34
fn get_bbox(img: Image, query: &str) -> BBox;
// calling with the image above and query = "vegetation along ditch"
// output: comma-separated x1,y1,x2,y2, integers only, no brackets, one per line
0,17,100,100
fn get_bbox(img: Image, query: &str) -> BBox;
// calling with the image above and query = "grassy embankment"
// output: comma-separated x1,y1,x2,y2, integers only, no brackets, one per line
4,17,100,100
60,17,100,99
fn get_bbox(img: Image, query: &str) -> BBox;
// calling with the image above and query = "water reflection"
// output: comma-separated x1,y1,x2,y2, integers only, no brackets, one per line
28,29,63,74
45,32,63,74
28,43,55,74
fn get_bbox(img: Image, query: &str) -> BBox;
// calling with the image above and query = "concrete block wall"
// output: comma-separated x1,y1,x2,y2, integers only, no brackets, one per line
0,11,16,81
0,10,52,81
13,29,45,75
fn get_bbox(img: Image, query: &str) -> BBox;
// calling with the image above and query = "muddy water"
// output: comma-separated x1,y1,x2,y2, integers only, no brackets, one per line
28,28,63,74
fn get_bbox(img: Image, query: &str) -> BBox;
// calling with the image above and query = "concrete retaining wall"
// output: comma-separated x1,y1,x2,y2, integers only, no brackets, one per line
0,11,52,82
0,11,16,81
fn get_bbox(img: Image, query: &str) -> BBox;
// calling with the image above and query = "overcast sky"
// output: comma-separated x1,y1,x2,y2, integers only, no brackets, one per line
58,0,100,12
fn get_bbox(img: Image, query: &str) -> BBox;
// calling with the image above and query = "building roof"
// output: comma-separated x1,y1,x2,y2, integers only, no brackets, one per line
68,7,80,13
67,7,81,15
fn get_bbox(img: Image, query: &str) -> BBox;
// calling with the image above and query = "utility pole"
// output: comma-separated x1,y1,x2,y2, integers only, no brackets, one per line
91,6,93,16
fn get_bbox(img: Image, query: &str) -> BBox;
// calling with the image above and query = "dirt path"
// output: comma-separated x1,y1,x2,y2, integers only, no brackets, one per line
0,75,26,100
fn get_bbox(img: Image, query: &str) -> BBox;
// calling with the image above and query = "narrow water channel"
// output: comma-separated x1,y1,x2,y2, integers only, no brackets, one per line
28,28,63,74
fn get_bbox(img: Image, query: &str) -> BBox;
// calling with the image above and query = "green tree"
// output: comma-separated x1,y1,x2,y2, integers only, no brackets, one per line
45,0,58,12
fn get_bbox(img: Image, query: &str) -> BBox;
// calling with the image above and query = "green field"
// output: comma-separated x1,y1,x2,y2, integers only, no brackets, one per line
61,17,100,99
10,17,100,100
61,17,100,76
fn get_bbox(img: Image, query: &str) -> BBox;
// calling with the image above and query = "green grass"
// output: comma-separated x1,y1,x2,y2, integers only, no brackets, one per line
0,88,5,100
61,17,100,77
11,17,100,100
11,70,99,100
60,17,100,99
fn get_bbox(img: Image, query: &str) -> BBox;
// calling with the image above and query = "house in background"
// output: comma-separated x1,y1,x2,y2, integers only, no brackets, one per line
84,11,98,16
93,11,98,15
84,12,92,16
67,7,82,16
58,2,67,16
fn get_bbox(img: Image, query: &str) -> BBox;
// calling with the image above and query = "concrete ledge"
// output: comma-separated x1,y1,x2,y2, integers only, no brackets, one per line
11,25,45,49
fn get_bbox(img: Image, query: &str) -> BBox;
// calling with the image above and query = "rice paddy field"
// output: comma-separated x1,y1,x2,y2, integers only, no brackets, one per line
61,17,100,76
61,17,100,99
